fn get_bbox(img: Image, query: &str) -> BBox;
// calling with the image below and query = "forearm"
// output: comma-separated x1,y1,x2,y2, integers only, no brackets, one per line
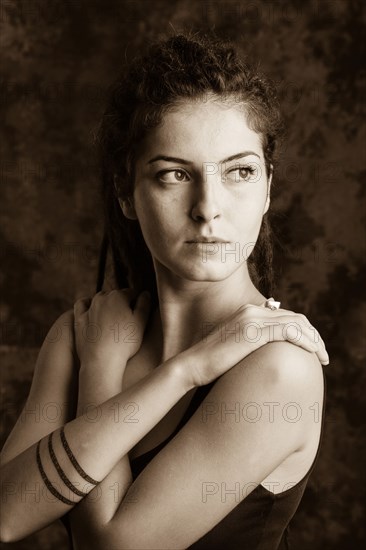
68,361,133,534
0,356,191,543
67,455,133,550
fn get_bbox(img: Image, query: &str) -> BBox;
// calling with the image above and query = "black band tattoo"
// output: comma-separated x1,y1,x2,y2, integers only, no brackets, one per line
48,432,88,497
36,440,75,506
60,426,99,486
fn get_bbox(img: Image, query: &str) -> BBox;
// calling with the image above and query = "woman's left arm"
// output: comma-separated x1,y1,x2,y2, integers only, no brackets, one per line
73,340,324,550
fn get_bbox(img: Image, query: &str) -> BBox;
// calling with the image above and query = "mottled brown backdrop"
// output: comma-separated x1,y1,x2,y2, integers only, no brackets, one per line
1,0,365,548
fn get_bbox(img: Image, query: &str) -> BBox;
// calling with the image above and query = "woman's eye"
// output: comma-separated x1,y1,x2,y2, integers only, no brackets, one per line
225,165,258,183
156,169,190,184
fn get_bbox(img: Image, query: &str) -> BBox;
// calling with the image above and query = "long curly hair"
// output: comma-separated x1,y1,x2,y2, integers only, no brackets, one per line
96,31,283,305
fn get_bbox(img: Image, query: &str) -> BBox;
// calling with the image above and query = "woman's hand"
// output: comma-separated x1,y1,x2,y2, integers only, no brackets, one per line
181,303,329,387
73,289,151,369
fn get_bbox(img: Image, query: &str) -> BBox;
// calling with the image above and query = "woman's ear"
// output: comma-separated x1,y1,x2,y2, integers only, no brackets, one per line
119,197,138,220
264,164,273,215
114,174,138,220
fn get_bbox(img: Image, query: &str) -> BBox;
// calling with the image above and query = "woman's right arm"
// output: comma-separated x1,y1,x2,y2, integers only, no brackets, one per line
0,313,192,543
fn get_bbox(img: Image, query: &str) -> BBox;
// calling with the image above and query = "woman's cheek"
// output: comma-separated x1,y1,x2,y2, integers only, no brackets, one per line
137,207,174,253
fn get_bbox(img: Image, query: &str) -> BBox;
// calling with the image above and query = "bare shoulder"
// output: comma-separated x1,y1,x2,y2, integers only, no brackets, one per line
208,341,324,442
1,310,78,463
221,341,323,395
40,308,75,351
255,340,322,380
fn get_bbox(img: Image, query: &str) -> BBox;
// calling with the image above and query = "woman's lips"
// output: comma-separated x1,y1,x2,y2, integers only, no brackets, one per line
186,236,230,243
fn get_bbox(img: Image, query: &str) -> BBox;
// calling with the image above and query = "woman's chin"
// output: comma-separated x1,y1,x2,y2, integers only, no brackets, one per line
170,259,244,283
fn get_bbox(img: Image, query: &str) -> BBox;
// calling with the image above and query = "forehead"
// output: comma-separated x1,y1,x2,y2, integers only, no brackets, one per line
138,99,264,162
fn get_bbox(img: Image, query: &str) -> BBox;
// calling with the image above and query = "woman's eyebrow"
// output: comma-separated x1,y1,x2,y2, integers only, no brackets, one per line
147,151,261,165
147,155,192,165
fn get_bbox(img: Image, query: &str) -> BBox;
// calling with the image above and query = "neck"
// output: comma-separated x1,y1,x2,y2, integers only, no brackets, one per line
150,262,267,363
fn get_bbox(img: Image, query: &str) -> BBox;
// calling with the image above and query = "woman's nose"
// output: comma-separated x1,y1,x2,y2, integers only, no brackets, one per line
191,182,221,222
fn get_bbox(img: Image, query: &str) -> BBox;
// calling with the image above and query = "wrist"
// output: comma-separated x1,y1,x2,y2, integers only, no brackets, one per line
162,352,196,393
79,354,127,374
77,358,127,413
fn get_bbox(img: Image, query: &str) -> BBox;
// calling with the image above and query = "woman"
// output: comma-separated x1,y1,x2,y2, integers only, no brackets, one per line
0,32,329,549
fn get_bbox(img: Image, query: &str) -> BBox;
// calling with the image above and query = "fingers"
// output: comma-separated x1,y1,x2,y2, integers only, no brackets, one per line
260,319,329,365
248,306,329,365
74,297,91,318
278,314,329,364
292,331,329,365
307,326,328,364
232,304,330,366
110,288,138,307
92,288,135,309
74,288,150,317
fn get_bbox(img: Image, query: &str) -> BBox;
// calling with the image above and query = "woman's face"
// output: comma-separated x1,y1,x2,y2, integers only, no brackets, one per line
121,99,271,283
